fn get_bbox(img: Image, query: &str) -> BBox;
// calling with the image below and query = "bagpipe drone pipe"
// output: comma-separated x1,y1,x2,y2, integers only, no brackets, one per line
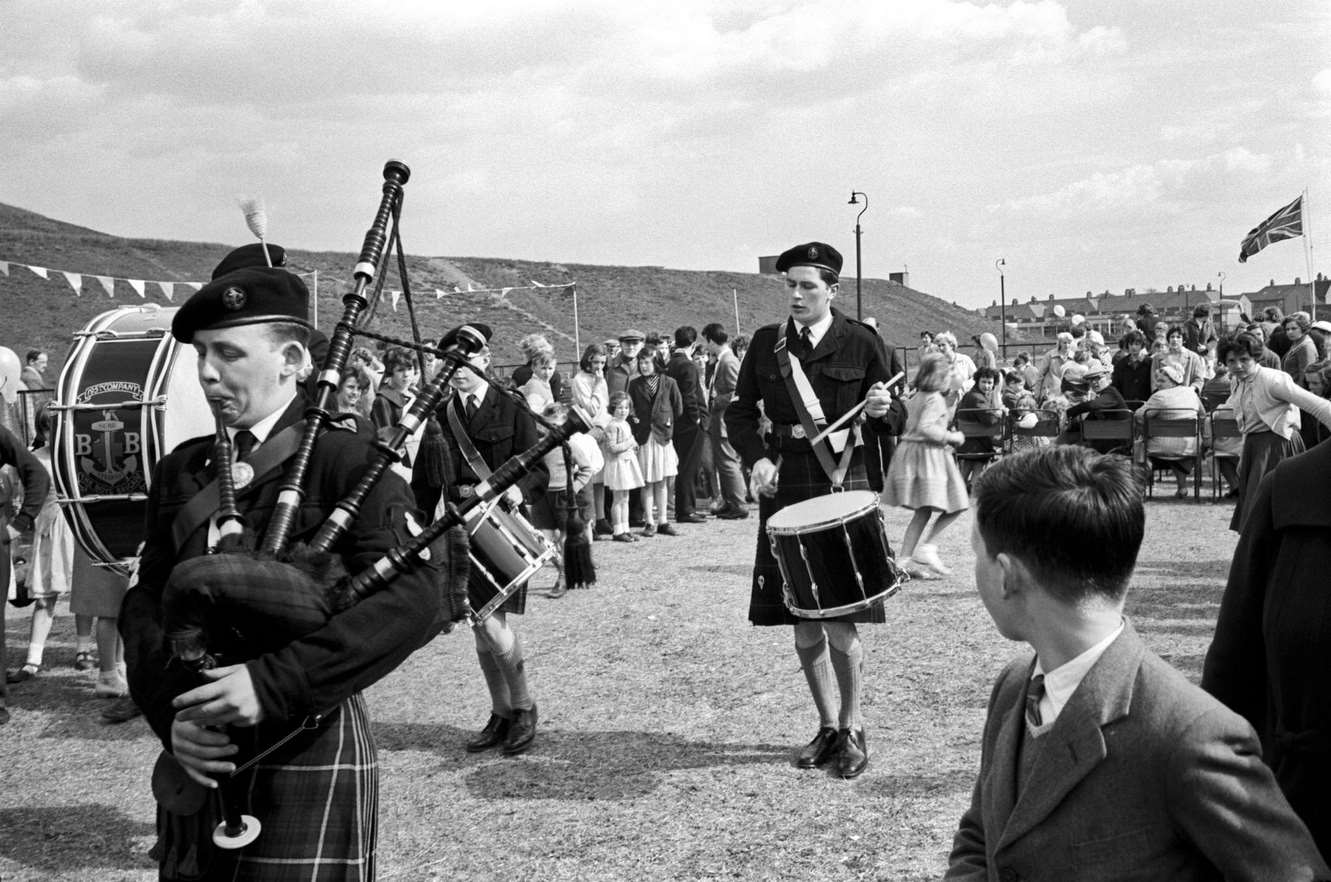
157,161,591,850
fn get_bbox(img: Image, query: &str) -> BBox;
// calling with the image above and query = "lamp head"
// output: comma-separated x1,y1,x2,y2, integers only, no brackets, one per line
848,192,859,205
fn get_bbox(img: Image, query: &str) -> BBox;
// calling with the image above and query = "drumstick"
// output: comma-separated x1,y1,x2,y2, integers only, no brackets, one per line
806,371,906,448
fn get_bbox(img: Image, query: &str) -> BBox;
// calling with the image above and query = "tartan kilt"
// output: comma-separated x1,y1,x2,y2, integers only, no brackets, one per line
749,446,890,627
154,693,378,882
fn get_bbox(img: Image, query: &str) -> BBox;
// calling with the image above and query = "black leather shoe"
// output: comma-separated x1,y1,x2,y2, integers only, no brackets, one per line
715,506,749,520
502,704,538,756
656,523,679,536
835,728,869,779
678,512,709,524
593,519,614,536
101,697,143,724
466,713,512,752
795,726,839,769
6,666,39,685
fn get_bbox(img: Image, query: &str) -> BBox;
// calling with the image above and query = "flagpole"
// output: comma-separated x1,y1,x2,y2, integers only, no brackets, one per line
1303,187,1316,321
572,284,581,357
312,269,319,330
733,288,741,335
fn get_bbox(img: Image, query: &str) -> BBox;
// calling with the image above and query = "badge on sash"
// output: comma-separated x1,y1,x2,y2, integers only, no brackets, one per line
232,461,254,490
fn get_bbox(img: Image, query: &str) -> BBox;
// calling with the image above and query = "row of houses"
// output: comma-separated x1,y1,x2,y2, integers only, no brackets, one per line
978,274,1330,340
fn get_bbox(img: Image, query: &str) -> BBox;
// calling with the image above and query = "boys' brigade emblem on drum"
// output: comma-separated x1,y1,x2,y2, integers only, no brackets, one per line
73,381,146,494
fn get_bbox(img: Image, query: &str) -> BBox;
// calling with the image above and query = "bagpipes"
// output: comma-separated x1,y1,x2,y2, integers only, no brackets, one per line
159,161,591,850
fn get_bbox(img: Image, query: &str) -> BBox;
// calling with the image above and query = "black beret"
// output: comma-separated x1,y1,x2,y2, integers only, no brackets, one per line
774,242,843,276
172,267,311,343
211,243,288,279
439,323,493,355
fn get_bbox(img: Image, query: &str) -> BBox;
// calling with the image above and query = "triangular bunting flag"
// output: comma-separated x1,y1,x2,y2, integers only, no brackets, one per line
435,288,446,299
158,281,175,301
0,262,9,276
28,265,48,280
500,287,513,297
61,271,82,295
529,279,543,288
390,290,401,311
96,276,115,297
187,282,203,292
452,284,461,293
128,279,146,298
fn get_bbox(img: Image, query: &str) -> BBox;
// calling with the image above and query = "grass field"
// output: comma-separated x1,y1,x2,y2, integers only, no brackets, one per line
0,496,1237,881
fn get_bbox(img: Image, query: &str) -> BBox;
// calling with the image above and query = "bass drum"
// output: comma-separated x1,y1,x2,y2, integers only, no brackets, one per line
52,305,212,573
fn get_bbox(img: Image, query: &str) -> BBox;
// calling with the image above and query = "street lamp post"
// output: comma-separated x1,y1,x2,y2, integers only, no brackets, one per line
995,257,1007,358
848,191,869,320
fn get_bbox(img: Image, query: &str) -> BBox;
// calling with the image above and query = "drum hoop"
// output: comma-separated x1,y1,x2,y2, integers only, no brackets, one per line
786,578,903,619
766,502,879,536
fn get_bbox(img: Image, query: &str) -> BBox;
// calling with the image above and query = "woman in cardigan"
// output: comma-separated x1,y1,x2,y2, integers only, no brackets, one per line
1221,332,1331,532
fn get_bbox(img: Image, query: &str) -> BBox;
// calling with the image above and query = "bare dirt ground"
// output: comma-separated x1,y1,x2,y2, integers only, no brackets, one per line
0,496,1237,881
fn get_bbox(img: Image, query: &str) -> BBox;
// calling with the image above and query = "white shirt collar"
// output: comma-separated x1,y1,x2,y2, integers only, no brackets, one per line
1031,620,1125,731
794,312,834,350
228,390,295,447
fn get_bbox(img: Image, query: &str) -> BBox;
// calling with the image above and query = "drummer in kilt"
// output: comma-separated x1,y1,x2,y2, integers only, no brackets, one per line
411,325,549,757
725,241,900,779
120,264,442,881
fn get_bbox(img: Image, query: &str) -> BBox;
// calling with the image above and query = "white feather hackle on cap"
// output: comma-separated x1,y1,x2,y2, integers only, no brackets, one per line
237,196,273,266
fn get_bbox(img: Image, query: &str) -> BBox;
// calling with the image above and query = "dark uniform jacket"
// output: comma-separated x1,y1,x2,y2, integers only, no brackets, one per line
121,394,440,748
725,309,897,467
412,383,549,516
1203,439,1331,859
1,426,49,704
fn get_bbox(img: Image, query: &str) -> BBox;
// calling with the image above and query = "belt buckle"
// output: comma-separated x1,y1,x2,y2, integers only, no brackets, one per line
790,425,807,440
458,485,476,499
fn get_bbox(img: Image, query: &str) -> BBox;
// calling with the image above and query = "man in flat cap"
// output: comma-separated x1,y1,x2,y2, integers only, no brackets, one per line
120,265,440,880
726,241,901,779
606,329,646,398
412,324,548,757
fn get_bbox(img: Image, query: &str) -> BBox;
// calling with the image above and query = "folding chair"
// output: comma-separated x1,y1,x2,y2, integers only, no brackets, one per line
1006,408,1062,453
1209,411,1242,500
1140,409,1203,499
954,407,1005,486
1078,410,1135,456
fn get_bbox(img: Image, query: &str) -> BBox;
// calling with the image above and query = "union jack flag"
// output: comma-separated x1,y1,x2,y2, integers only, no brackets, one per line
1238,195,1303,263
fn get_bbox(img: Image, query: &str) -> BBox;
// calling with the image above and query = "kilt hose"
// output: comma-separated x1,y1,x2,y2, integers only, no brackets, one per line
153,693,378,882
749,445,890,627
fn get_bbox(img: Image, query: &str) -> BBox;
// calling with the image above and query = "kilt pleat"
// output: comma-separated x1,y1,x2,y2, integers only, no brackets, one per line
749,448,889,627
156,693,378,882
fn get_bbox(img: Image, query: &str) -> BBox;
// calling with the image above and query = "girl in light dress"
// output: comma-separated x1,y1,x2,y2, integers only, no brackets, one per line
601,392,644,542
881,352,970,579
627,350,682,537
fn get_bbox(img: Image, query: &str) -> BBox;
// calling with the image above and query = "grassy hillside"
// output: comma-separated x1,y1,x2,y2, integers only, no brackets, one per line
1,202,1020,370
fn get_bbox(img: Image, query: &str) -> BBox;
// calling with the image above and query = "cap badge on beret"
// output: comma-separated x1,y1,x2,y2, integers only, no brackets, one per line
222,287,248,312
807,245,819,260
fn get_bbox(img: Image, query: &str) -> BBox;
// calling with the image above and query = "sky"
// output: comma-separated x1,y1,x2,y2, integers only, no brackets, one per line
2,0,1328,310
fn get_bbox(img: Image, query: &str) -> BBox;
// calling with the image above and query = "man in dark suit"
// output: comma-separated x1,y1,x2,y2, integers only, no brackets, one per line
726,241,900,779
120,267,440,880
0,425,49,726
701,323,747,519
947,445,1326,881
416,326,548,757
665,326,707,523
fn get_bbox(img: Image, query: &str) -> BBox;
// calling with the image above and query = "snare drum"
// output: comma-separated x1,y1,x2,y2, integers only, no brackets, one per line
52,305,212,571
464,501,556,612
766,490,905,619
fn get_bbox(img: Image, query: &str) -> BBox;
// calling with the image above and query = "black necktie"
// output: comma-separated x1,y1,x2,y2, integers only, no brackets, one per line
1025,674,1046,728
799,326,813,353
465,395,479,419
234,430,257,461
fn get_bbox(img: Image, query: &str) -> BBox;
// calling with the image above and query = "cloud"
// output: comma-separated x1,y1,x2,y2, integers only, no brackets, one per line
994,147,1277,219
